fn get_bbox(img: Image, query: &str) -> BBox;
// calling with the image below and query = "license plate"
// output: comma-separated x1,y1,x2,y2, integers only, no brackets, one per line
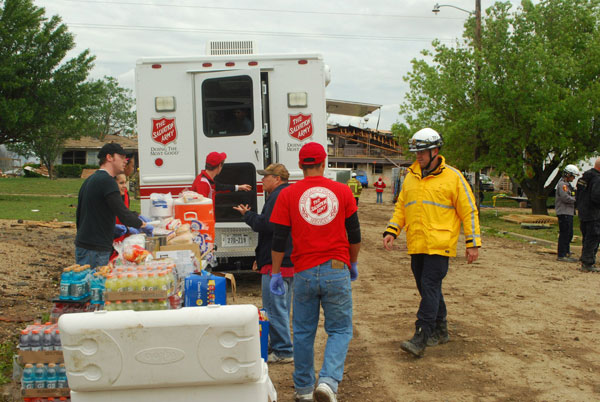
221,233,250,247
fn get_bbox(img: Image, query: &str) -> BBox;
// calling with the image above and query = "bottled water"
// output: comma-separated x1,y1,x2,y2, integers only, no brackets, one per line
21,363,35,390
34,363,46,389
57,363,68,388
29,329,42,352
19,329,31,351
46,363,58,389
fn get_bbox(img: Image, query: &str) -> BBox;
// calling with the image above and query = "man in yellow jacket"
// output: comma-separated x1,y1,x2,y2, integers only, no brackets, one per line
347,172,363,205
383,128,481,357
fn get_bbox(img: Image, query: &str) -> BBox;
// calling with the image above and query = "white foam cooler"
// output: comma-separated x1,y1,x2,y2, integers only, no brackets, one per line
58,305,276,401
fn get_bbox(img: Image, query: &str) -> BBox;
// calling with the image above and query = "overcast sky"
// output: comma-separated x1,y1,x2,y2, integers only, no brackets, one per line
34,0,529,130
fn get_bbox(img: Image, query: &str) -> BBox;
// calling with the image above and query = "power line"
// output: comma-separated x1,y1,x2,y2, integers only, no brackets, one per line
52,0,464,20
67,22,459,42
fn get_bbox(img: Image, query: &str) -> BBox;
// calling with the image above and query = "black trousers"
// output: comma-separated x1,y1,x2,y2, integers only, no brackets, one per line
410,254,449,336
580,220,600,266
557,214,574,258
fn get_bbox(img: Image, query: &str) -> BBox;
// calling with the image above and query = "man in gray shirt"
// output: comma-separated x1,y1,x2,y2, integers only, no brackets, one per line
556,164,579,262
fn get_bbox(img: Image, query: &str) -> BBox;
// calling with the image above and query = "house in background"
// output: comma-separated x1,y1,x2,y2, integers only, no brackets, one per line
60,134,138,166
326,100,410,186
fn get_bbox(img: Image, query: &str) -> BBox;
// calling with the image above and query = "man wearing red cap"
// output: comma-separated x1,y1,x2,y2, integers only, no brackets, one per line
191,151,251,203
269,142,361,402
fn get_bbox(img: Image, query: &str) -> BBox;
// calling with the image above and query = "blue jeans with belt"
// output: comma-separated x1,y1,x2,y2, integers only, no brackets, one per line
292,260,353,395
261,274,293,358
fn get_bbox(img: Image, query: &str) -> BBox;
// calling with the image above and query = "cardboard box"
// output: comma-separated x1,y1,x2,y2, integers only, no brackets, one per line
158,243,201,260
18,350,63,364
22,387,70,397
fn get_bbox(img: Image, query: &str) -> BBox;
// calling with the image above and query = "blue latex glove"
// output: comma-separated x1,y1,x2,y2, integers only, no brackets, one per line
141,224,154,236
128,227,140,235
139,215,152,223
270,273,285,296
350,262,358,281
114,224,127,237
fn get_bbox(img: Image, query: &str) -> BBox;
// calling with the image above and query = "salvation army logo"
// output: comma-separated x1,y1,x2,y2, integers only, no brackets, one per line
152,117,177,146
299,187,339,226
288,113,313,141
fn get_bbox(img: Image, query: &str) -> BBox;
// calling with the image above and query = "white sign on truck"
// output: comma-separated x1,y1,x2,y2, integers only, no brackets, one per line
136,41,330,269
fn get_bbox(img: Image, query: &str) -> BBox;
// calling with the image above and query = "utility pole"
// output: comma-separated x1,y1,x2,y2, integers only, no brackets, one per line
474,0,482,210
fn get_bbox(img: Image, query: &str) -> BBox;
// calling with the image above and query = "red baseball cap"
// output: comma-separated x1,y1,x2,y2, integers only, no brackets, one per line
206,152,227,166
299,142,326,165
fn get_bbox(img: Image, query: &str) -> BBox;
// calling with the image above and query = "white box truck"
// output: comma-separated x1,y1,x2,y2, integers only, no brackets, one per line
136,41,330,270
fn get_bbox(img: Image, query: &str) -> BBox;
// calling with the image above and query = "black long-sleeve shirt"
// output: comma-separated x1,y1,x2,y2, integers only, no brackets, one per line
76,170,142,251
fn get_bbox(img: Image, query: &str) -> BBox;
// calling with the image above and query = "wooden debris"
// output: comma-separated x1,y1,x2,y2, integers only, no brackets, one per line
9,220,76,229
500,214,558,224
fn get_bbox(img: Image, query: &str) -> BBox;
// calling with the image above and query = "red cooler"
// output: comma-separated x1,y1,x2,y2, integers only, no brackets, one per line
174,198,215,246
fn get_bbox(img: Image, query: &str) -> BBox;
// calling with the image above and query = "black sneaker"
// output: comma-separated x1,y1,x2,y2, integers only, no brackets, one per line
557,256,578,262
427,321,449,347
400,327,428,357
580,264,600,272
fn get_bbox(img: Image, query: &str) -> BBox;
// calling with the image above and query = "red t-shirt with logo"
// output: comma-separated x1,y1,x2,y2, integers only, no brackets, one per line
270,175,357,273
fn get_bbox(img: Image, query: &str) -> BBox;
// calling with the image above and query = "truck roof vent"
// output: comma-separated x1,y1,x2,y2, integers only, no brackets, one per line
207,40,256,56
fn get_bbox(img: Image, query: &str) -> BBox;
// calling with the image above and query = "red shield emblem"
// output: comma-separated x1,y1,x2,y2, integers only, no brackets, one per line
288,113,313,141
310,195,328,216
152,118,177,145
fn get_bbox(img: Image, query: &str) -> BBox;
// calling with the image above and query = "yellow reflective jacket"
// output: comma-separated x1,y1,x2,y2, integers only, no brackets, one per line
347,178,363,198
385,156,481,256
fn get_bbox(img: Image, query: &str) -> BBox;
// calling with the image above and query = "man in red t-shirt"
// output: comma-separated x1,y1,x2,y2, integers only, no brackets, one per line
269,142,361,402
190,152,251,203
374,177,386,204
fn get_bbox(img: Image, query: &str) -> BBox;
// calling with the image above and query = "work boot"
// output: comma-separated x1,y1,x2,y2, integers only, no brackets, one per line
400,327,428,357
557,256,578,262
580,264,600,272
427,320,449,347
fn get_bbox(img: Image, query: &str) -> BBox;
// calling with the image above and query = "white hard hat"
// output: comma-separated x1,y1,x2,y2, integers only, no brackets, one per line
564,164,579,177
408,128,443,152
351,172,357,177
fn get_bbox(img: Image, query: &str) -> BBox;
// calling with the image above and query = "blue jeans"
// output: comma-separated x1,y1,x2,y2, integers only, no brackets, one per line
376,192,383,203
75,247,111,269
261,274,293,357
292,260,353,395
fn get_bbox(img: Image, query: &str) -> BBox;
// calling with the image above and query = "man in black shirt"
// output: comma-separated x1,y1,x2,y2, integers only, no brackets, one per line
75,143,145,268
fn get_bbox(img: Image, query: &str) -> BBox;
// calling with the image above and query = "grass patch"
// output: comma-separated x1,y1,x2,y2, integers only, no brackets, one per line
480,208,581,246
0,340,16,385
0,177,84,196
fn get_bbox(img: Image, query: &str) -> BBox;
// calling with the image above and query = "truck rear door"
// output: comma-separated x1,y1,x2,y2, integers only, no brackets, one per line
193,68,263,222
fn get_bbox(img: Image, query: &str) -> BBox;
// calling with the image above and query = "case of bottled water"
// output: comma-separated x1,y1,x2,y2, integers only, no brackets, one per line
58,305,276,401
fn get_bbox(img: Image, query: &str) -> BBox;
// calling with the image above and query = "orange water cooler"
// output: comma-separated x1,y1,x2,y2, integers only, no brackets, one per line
174,198,215,248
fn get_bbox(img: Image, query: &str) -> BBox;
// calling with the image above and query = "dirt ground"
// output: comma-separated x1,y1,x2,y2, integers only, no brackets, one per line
1,188,599,401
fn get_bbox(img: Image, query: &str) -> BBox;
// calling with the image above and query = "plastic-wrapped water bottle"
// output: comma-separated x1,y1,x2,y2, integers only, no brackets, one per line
34,363,46,389
29,329,42,352
19,329,31,351
90,273,103,305
42,328,54,351
45,363,58,389
57,363,68,388
52,329,62,351
59,267,72,300
21,363,35,389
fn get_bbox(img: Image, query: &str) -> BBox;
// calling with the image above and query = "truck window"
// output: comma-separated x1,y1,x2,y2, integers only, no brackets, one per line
202,76,254,137
214,162,257,222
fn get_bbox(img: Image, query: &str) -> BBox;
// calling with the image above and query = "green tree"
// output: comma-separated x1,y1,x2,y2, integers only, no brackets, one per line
0,0,95,178
400,0,600,214
85,76,136,140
